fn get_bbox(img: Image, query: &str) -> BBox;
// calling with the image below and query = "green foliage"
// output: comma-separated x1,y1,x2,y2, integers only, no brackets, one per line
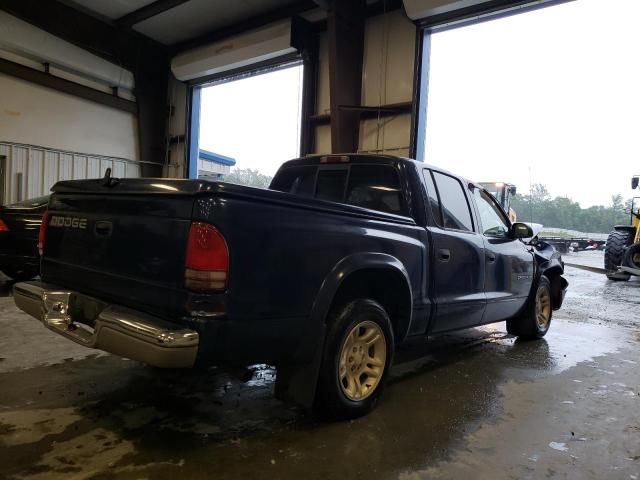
222,168,273,189
511,183,630,233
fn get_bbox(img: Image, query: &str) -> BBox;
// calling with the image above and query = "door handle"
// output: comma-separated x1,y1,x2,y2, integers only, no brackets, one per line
437,248,451,262
486,253,496,263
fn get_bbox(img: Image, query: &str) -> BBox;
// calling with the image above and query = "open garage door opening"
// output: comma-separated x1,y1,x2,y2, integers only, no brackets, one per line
193,63,304,188
421,0,640,235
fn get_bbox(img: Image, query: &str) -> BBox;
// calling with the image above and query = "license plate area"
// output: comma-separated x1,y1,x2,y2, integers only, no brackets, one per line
67,293,107,330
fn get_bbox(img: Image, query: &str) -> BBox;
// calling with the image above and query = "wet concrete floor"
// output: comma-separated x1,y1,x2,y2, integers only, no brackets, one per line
0,264,639,479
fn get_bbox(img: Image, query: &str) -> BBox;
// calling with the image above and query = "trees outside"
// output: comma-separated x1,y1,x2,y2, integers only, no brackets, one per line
511,183,631,233
222,168,273,189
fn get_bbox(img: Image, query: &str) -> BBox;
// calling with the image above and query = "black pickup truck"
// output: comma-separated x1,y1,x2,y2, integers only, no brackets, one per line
14,154,567,418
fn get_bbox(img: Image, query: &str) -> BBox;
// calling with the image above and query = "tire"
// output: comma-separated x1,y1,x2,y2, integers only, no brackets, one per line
507,275,552,340
315,299,394,419
2,268,38,282
605,230,631,281
622,242,640,270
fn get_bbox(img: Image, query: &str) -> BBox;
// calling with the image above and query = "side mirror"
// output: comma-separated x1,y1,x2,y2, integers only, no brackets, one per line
511,222,533,239
509,185,517,195
632,176,639,190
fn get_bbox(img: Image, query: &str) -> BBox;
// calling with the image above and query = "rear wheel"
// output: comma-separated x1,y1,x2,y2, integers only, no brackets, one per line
507,275,552,340
315,299,394,419
605,230,631,281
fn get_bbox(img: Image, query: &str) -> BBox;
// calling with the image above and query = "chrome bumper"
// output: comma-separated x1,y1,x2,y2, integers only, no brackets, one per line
14,281,199,368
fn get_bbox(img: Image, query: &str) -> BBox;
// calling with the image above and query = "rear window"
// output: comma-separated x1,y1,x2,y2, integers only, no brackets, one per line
270,166,315,196
316,169,347,202
271,164,406,215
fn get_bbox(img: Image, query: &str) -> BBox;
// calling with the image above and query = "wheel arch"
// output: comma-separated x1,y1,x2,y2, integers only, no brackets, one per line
310,253,414,344
539,264,566,310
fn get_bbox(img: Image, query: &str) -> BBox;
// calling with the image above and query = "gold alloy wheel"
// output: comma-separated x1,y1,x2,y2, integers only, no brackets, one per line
338,320,387,401
535,286,551,329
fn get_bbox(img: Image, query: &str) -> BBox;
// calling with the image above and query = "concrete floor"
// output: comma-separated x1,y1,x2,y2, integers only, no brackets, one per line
1,255,639,480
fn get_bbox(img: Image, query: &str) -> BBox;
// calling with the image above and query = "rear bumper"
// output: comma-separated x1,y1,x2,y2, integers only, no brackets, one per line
13,281,199,368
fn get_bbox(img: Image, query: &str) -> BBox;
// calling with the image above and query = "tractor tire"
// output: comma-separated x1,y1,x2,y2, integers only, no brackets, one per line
605,230,631,281
622,242,640,270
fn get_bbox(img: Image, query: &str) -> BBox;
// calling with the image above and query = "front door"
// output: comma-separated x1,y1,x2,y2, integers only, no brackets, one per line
423,170,486,333
472,187,534,322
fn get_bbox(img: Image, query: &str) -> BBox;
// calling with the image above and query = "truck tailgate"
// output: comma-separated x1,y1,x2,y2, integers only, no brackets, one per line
42,181,198,319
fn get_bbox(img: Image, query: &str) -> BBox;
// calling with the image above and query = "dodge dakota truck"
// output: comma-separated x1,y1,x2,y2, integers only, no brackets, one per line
14,154,567,418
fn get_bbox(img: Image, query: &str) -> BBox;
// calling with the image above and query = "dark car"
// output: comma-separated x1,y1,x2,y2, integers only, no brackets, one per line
14,155,567,418
0,196,47,281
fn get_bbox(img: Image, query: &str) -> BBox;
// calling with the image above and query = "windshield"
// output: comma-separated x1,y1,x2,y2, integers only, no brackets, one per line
479,183,504,204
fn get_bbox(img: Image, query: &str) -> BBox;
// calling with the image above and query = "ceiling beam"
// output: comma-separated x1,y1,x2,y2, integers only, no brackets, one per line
0,0,167,72
0,57,137,113
116,0,191,28
173,0,318,53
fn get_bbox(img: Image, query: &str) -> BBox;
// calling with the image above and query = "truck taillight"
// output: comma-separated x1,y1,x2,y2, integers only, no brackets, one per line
38,212,49,256
185,222,228,291
0,219,8,232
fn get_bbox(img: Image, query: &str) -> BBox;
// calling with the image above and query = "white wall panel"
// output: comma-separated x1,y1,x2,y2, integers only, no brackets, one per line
73,156,87,180
362,11,415,106
0,73,139,161
0,142,144,204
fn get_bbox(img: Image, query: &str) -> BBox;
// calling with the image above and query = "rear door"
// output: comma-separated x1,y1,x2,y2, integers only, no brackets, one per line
471,187,534,322
423,170,486,333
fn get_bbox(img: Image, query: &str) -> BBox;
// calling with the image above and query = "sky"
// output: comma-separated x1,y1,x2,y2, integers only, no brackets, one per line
199,65,303,177
425,0,640,207
199,0,640,207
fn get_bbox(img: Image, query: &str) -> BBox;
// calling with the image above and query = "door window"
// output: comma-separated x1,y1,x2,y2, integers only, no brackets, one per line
474,188,510,238
422,170,443,226
432,172,474,232
346,165,405,215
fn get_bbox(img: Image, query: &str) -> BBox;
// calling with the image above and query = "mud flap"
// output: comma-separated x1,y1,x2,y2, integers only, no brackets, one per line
274,324,326,409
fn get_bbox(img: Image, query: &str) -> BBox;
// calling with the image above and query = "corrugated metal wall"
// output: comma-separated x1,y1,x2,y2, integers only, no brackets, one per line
0,142,144,205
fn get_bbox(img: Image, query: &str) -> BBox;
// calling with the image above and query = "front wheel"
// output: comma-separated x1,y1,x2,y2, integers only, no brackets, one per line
315,299,394,419
507,275,552,340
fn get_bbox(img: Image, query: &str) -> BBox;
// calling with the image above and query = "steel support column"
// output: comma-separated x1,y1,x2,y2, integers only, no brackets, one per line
326,0,366,154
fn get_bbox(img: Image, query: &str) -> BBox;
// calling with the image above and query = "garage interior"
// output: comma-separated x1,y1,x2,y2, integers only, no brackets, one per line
0,0,639,479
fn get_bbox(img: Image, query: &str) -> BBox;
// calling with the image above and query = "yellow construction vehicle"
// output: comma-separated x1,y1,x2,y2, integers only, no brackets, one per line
479,182,518,222
604,175,640,280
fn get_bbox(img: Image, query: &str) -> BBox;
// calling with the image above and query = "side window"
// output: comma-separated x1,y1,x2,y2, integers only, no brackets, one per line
474,188,510,238
270,166,316,196
316,169,347,202
422,169,443,226
346,165,406,215
432,172,474,232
